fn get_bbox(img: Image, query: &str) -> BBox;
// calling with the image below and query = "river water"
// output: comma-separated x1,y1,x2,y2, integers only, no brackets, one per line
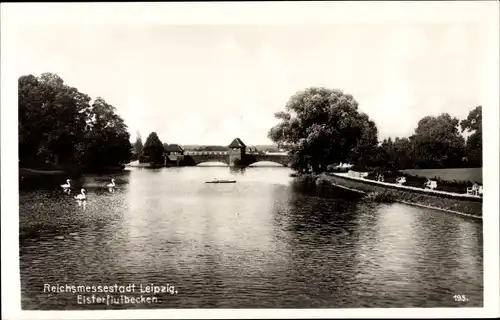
19,166,483,309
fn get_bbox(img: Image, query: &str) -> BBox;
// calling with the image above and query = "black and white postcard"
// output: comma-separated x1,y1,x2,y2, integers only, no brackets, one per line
1,2,499,319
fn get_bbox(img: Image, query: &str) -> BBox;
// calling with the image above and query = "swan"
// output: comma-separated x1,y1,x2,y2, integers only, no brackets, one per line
107,178,115,193
74,189,86,201
61,179,71,193
107,179,115,188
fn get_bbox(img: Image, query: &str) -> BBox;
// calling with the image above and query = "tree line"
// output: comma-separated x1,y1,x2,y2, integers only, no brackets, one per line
19,73,132,170
268,87,482,173
372,108,481,170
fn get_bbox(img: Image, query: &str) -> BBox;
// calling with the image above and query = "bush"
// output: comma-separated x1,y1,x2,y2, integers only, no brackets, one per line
366,171,378,180
295,173,318,185
364,191,396,203
138,154,151,163
315,177,331,188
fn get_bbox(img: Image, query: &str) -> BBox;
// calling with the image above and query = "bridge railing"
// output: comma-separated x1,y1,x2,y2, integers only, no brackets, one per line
182,151,288,156
181,151,289,156
184,151,229,156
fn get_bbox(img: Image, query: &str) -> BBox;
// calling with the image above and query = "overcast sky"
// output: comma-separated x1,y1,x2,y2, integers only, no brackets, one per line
6,2,496,146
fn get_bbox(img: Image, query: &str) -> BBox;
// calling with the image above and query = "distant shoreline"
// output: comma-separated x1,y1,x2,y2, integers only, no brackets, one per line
19,168,66,176
19,166,126,179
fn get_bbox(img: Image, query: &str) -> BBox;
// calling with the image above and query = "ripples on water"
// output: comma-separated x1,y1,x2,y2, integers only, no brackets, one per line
19,166,483,309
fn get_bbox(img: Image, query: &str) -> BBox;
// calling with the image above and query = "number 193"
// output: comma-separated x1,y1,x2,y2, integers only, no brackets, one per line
453,294,468,302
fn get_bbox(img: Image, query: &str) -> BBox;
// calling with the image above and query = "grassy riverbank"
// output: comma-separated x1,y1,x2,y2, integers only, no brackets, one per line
365,169,480,194
401,168,482,184
20,168,66,177
318,173,482,218
292,172,482,218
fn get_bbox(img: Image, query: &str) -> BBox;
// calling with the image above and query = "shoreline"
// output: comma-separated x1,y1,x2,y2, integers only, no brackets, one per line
19,165,483,218
315,172,482,219
19,166,126,179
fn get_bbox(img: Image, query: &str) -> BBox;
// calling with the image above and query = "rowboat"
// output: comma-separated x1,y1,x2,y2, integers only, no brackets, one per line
205,179,236,184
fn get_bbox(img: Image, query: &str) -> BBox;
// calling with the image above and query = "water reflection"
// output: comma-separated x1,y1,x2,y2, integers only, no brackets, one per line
19,167,483,309
229,167,246,175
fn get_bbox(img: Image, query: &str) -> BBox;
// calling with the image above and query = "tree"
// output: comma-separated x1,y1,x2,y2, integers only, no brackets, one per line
18,73,89,166
373,138,396,170
268,87,379,173
410,113,465,168
142,132,164,164
83,97,132,167
393,137,414,169
134,131,144,158
460,106,482,167
18,72,131,170
19,74,45,166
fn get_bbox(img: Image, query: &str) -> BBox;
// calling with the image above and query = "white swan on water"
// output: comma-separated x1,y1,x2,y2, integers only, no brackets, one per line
61,179,71,193
107,179,115,188
74,189,86,201
107,178,115,193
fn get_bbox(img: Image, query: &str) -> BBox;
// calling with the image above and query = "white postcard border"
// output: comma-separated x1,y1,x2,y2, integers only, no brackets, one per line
1,2,498,319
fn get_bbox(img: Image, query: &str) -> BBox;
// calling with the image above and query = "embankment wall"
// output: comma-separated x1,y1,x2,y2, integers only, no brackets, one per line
319,173,483,219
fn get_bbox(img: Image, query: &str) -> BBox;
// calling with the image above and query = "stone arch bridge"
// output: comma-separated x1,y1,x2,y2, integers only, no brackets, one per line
165,138,291,167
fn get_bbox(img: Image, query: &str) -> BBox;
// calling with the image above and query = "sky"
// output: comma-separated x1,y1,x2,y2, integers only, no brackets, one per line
5,2,496,146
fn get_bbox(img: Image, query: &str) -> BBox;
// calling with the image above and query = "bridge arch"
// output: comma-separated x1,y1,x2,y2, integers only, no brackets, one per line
247,154,290,167
248,161,287,167
196,161,229,166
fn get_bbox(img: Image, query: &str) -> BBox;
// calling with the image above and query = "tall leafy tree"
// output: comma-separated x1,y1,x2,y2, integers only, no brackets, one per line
373,137,415,170
373,138,396,170
18,73,88,166
410,113,465,168
19,74,44,166
268,87,379,173
83,97,132,167
460,106,482,167
393,137,413,169
134,131,144,158
143,132,164,164
18,72,131,170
